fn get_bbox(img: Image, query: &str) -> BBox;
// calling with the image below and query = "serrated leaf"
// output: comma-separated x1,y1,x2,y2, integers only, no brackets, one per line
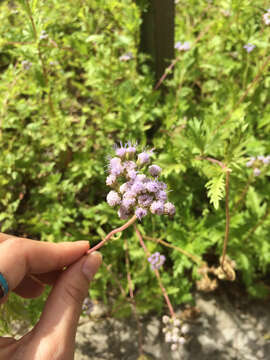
205,175,225,209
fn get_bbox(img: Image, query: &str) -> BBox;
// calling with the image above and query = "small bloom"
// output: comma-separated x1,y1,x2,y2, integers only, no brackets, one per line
156,190,167,202
263,11,270,25
162,315,170,324
149,165,162,177
178,337,186,345
171,344,178,351
126,141,137,155
115,143,127,158
150,201,164,215
253,168,261,176
82,297,94,315
109,158,124,176
138,194,153,207
135,207,147,220
164,202,176,216
127,169,137,180
107,191,121,207
148,252,166,270
181,324,190,334
106,174,117,186
122,197,136,210
258,155,265,161
145,181,160,193
131,181,145,194
40,30,48,40
119,182,130,194
118,206,130,220
263,156,270,164
243,43,255,53
22,60,32,70
119,52,133,61
175,41,190,51
137,151,151,166
123,161,137,171
246,157,255,167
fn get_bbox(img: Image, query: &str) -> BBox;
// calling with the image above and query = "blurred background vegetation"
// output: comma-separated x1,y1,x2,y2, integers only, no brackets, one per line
1,0,270,334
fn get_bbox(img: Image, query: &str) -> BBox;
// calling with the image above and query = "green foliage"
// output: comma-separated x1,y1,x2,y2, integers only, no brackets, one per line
1,0,270,335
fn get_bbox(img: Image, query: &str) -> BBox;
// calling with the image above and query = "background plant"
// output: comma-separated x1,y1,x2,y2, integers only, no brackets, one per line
1,0,270,347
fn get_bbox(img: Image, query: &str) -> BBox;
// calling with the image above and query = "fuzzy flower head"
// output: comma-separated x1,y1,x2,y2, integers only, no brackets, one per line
148,252,166,270
162,316,189,351
119,52,133,62
175,41,190,51
263,10,270,25
106,142,175,220
244,43,255,53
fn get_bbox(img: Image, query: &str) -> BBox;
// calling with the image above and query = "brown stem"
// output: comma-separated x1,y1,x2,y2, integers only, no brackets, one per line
134,225,175,318
143,235,203,266
87,215,137,254
196,156,227,169
221,171,230,267
124,239,144,356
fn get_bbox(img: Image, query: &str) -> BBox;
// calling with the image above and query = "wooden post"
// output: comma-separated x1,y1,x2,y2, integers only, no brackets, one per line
138,0,175,84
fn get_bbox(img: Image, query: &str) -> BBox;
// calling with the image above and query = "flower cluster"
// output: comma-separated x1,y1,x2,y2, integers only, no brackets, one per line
243,43,255,53
162,315,189,351
39,30,48,40
106,142,175,220
175,41,190,51
148,252,166,270
22,60,32,70
246,155,270,176
263,9,270,25
82,297,94,315
119,52,133,62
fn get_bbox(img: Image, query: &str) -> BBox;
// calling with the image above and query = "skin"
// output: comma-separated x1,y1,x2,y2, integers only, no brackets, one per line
0,233,102,360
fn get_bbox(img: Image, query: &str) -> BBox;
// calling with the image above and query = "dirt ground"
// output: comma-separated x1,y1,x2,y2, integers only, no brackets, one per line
75,285,270,360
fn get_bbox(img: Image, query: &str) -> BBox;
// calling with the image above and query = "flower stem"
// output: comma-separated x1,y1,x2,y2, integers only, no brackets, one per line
134,225,175,318
221,170,230,268
87,215,137,254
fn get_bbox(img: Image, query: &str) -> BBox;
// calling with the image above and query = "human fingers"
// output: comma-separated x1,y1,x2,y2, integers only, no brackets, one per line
0,235,89,303
13,275,45,298
26,252,102,360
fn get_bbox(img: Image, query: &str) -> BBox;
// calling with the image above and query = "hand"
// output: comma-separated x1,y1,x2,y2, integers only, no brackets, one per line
0,233,102,360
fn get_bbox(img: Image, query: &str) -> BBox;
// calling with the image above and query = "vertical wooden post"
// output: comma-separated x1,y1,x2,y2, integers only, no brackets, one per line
138,0,175,84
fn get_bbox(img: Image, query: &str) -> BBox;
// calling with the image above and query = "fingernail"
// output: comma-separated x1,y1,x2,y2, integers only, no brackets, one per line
82,252,102,281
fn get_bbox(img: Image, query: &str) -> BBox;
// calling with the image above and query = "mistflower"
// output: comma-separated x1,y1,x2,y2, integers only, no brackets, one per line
82,297,94,315
246,157,255,167
40,30,48,40
137,151,151,166
253,168,261,176
149,165,162,177
164,202,176,216
175,41,190,51
106,174,117,186
162,315,189,351
106,191,121,207
243,43,255,53
148,252,166,270
150,201,164,215
263,156,270,164
22,60,32,70
105,142,175,220
135,207,147,220
263,10,270,25
119,52,133,61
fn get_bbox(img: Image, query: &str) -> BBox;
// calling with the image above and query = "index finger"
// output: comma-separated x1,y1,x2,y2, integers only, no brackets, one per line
0,235,89,296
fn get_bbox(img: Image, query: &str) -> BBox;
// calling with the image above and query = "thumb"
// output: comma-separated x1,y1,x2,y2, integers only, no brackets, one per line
32,252,102,358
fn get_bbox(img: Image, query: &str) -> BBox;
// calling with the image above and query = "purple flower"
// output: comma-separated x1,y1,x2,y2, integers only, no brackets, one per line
136,174,148,183
145,181,160,193
156,190,167,202
115,143,127,158
243,44,255,53
175,41,190,51
263,156,270,164
123,190,137,199
22,60,32,70
138,194,153,207
82,297,94,314
253,168,261,176
127,169,137,180
164,202,176,216
122,197,136,210
40,30,48,40
263,11,270,25
149,165,162,177
123,161,137,171
126,141,137,155
135,207,147,220
258,155,265,161
246,157,255,167
106,174,117,186
137,151,151,166
106,191,121,207
119,182,130,194
150,201,164,215
109,157,124,176
118,206,130,220
119,52,133,61
148,252,166,270
131,181,145,194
